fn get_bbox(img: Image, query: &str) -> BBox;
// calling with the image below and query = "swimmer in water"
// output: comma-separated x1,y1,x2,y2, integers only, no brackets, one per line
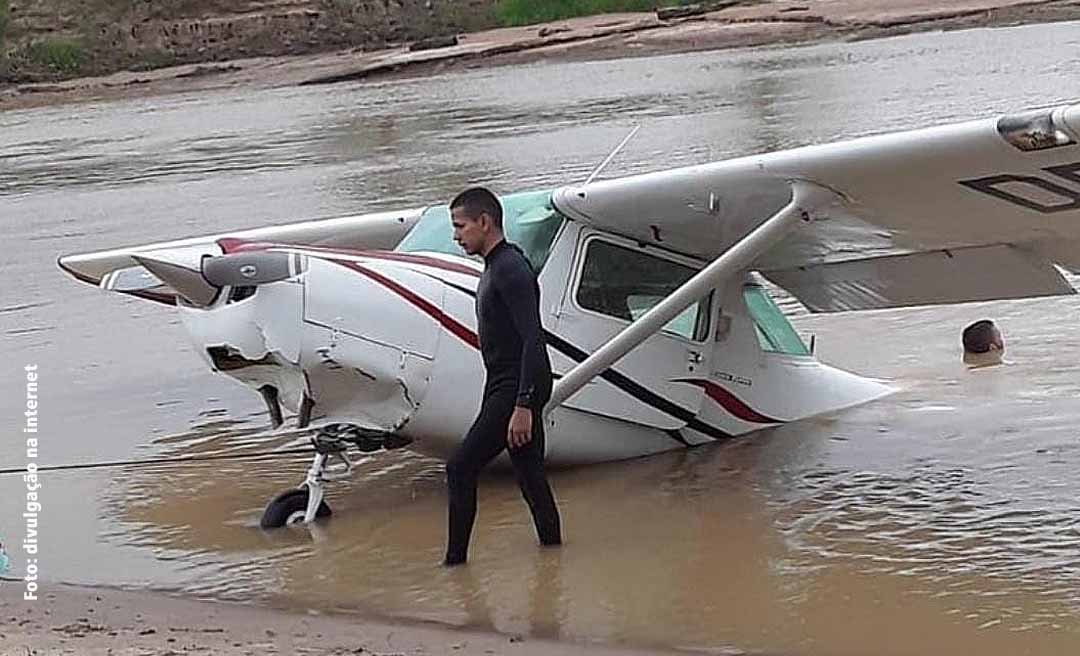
962,319,1005,368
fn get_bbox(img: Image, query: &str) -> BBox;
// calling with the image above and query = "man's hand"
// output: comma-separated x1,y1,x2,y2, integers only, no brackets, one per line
507,406,533,449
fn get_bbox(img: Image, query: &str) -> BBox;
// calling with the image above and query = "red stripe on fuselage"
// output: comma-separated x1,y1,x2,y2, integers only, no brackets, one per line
330,260,480,350
675,379,782,424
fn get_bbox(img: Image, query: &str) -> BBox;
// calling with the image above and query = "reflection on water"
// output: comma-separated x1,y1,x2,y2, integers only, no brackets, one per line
4,18,1080,656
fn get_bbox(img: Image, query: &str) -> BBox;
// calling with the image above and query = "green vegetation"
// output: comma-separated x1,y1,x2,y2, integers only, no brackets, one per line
494,0,682,27
26,39,85,75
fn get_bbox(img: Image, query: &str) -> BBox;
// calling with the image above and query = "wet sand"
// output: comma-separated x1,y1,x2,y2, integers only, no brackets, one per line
1,582,679,656
2,0,1079,111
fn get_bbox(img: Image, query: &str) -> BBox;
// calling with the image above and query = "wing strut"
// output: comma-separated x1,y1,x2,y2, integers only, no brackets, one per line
547,180,833,412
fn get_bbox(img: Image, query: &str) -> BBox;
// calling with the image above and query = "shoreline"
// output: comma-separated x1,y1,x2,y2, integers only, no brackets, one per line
2,581,682,655
2,0,1079,112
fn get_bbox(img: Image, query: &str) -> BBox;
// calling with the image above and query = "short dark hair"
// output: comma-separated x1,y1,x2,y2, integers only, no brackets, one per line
962,320,998,353
449,187,503,230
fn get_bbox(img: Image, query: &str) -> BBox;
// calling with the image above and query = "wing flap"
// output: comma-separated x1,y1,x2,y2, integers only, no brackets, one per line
762,244,1075,313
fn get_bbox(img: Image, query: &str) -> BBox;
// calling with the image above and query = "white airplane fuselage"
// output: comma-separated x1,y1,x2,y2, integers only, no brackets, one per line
178,217,890,467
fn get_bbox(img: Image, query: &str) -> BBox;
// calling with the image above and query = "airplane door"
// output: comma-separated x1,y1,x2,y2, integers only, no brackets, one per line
552,231,713,431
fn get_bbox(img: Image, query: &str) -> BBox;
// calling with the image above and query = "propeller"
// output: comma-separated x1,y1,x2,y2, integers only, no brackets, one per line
129,250,306,307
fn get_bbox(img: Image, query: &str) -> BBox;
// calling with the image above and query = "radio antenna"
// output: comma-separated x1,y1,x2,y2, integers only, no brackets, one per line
584,124,640,186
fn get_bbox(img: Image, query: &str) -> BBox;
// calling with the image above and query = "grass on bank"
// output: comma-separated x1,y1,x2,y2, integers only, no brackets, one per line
494,0,684,27
25,39,85,75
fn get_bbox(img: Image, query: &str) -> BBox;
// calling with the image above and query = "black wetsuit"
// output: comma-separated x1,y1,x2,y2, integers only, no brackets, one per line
445,240,562,565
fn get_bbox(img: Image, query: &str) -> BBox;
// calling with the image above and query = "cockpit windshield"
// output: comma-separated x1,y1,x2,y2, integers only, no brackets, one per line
395,189,564,271
743,284,810,356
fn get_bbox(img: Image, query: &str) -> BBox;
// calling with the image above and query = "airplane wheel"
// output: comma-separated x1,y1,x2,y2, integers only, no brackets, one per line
260,488,331,529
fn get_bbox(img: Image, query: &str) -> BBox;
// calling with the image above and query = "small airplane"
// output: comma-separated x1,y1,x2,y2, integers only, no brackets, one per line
60,103,1080,528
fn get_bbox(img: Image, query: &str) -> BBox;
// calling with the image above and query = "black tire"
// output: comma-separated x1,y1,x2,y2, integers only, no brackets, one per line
260,488,331,529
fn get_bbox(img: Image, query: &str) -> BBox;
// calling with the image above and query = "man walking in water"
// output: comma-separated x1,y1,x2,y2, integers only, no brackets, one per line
444,186,562,566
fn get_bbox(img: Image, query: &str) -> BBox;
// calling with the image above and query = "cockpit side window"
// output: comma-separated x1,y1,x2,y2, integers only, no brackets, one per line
574,238,711,342
742,284,810,355
395,189,564,271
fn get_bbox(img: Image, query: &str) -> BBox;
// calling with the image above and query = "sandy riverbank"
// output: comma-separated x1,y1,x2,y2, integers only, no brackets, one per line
1,582,681,655
2,0,1078,111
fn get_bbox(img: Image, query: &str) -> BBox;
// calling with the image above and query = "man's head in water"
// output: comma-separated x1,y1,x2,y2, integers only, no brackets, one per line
450,187,504,257
962,319,1005,367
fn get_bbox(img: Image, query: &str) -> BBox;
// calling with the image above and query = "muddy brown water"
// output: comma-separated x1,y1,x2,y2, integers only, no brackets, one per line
4,20,1080,655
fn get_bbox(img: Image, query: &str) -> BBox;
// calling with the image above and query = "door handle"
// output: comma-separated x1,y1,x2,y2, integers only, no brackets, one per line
687,349,703,364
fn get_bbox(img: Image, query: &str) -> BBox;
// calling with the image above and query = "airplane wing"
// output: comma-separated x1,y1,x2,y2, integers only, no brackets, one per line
552,104,1080,312
58,208,422,304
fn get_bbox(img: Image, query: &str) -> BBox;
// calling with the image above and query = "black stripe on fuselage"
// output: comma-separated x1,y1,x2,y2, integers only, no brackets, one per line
431,275,732,442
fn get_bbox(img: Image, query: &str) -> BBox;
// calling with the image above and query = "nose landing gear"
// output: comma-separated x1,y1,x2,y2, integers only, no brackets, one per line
259,423,413,529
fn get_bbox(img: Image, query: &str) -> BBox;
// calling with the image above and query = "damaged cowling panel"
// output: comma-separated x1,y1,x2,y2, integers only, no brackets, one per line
175,246,445,435
299,255,444,433
206,346,293,427
179,271,309,421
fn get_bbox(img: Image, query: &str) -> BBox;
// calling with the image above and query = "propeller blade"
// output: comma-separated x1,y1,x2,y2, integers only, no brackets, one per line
131,253,220,307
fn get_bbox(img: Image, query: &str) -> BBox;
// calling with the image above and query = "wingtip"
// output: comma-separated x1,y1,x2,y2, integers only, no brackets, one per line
56,253,100,286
